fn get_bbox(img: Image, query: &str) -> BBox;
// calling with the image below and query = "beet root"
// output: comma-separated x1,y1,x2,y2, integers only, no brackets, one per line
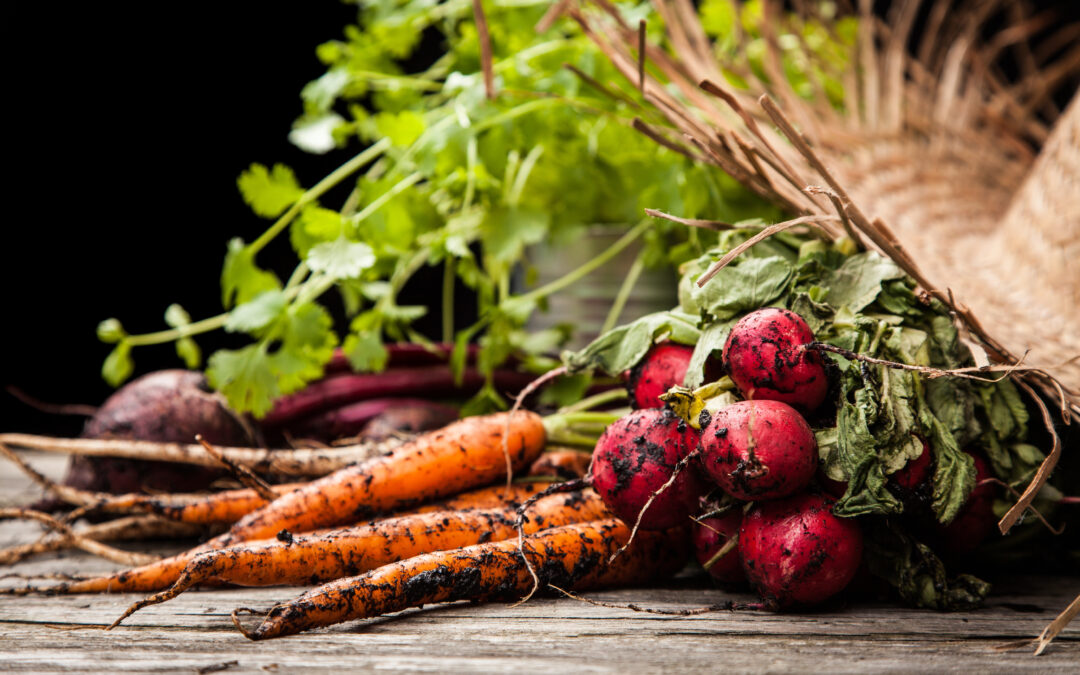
700,400,817,501
288,398,459,442
723,308,828,412
693,508,744,583
937,452,996,554
626,343,695,409
64,370,251,495
591,408,705,529
740,493,863,608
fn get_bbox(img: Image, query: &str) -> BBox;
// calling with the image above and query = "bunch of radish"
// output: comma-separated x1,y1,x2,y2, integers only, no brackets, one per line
592,308,864,609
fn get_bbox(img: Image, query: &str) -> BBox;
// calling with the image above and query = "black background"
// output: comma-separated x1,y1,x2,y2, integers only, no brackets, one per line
2,1,1076,437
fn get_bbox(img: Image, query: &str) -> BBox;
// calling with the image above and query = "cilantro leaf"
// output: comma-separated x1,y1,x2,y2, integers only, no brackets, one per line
102,341,134,387
225,290,287,334
237,163,305,218
307,237,376,280
221,238,282,309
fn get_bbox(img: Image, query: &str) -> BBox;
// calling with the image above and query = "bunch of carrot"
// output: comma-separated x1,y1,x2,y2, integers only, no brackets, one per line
1,410,687,639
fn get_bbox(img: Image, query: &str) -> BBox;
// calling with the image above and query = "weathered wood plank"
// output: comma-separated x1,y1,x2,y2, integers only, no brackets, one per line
1,450,1076,672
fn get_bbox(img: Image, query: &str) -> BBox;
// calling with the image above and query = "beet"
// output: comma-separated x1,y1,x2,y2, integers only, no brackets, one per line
693,508,745,583
626,343,695,409
64,370,251,495
740,493,863,608
699,400,817,501
591,408,705,529
723,308,829,412
287,398,459,442
937,452,997,554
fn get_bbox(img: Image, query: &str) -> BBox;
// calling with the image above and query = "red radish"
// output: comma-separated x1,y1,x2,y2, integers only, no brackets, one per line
938,452,996,554
700,400,817,501
723,308,829,412
740,493,863,608
591,408,705,529
819,472,848,499
890,437,932,491
693,508,744,583
626,343,695,409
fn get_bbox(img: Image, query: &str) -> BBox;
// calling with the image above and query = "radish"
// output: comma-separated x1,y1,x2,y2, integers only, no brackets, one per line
699,400,817,501
937,452,996,554
626,343,695,409
693,507,744,583
740,493,863,608
723,308,829,412
591,408,705,529
890,436,932,491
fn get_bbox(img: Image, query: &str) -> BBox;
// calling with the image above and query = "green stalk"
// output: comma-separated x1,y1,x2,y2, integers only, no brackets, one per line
558,388,628,414
600,250,644,335
511,219,652,306
349,171,424,226
442,258,456,344
250,138,391,255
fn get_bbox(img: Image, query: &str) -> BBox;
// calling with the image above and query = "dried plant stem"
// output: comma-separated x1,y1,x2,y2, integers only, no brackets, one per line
1034,592,1080,655
195,436,276,502
548,584,739,615
0,508,159,567
513,479,591,605
999,381,1062,535
696,216,838,287
0,433,397,476
0,516,200,566
608,450,698,564
472,0,495,100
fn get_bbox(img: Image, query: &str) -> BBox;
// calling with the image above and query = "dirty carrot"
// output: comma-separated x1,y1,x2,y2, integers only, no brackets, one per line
211,411,546,548
231,519,687,640
6,482,558,596
109,489,609,627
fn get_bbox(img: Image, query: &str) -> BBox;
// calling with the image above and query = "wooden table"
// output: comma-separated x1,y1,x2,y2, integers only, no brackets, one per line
2,451,1077,673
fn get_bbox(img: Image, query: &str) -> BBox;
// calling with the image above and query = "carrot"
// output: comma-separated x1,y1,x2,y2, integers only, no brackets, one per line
108,489,609,627
528,449,594,480
211,411,546,548
12,481,558,596
232,519,687,640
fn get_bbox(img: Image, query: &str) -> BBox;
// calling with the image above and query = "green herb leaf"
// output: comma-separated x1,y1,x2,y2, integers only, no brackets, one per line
563,310,700,376
96,318,126,344
225,290,287,334
824,252,904,312
343,329,389,372
175,337,201,369
102,341,134,387
237,163,304,218
307,237,376,280
221,238,282,309
680,255,794,321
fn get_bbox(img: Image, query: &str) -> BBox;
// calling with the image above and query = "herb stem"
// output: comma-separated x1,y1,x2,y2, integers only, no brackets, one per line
250,138,391,255
512,219,651,306
558,388,627,414
600,250,644,334
442,258,456,344
349,172,424,227
125,315,230,347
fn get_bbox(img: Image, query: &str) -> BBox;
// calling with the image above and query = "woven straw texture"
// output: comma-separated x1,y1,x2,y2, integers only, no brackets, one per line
566,0,1079,411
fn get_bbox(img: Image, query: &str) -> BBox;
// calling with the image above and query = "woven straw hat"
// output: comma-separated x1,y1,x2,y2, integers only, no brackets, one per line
564,0,1078,416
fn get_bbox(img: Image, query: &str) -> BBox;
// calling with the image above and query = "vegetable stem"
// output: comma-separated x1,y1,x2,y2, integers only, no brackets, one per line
442,258,456,344
512,219,651,306
600,250,644,335
250,138,391,255
558,388,627,414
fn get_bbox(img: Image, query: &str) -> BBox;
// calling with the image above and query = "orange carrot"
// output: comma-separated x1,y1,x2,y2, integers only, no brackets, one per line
211,411,546,548
108,489,609,626
233,519,687,640
528,449,593,480
17,481,558,596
